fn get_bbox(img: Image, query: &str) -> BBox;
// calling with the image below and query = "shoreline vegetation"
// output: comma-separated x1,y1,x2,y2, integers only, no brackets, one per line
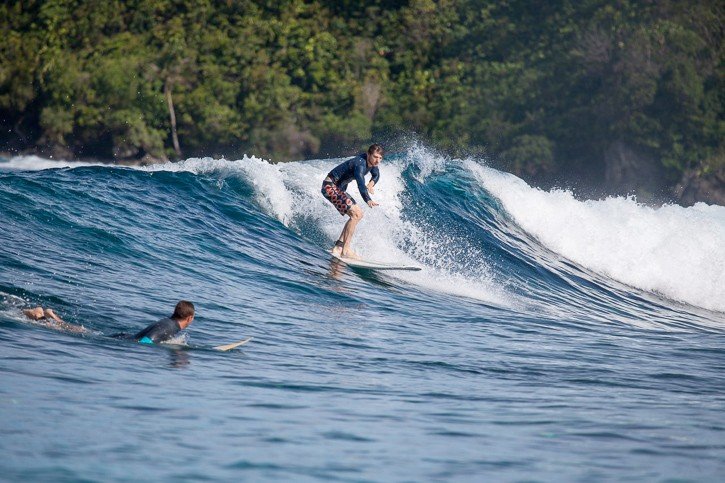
1,1,722,205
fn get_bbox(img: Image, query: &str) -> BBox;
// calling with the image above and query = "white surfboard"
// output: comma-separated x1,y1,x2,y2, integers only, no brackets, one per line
213,337,253,351
332,255,422,271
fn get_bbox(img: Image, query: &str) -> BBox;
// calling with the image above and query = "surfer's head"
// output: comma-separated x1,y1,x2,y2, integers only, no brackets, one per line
172,300,195,329
367,143,383,167
172,300,195,320
23,306,45,320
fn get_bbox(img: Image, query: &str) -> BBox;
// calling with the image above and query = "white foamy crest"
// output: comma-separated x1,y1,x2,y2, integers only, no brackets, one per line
139,156,237,174
467,161,725,313
274,156,510,307
143,156,294,224
404,143,448,182
233,157,294,225
0,155,105,171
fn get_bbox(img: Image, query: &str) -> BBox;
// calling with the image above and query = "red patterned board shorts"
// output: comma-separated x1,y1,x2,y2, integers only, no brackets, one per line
322,181,356,216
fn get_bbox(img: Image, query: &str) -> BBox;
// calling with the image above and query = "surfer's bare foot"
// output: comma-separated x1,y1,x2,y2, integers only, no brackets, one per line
331,240,344,257
341,250,360,260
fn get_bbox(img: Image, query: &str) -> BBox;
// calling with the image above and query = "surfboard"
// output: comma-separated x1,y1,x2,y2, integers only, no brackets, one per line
213,337,253,351
332,255,422,271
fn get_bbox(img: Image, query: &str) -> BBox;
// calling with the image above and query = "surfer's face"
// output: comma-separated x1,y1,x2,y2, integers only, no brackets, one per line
368,152,382,167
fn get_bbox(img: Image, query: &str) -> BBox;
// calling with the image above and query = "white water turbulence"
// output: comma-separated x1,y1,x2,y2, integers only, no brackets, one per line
238,154,510,307
468,161,725,313
0,155,106,171
142,156,295,225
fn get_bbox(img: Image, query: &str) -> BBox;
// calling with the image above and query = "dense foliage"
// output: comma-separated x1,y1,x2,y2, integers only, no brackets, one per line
1,0,722,195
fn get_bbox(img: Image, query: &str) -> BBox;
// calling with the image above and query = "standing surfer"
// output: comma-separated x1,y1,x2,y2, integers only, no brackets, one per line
321,143,383,259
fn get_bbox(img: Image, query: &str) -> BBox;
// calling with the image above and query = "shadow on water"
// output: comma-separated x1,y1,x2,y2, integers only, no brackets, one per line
326,258,397,288
167,348,191,368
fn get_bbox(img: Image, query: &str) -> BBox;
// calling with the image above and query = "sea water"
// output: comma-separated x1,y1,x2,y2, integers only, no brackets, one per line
1,149,723,481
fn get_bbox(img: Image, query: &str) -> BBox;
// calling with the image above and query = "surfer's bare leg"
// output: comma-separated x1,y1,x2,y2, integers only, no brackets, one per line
339,205,363,258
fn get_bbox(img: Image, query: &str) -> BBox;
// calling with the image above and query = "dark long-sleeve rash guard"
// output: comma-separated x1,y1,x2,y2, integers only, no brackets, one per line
326,153,380,203
134,317,181,344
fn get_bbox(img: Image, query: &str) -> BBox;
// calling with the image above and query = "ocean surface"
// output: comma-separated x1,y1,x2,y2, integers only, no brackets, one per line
1,149,724,482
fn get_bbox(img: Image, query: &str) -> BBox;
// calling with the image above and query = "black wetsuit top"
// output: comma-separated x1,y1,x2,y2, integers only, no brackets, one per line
326,153,380,203
134,317,181,344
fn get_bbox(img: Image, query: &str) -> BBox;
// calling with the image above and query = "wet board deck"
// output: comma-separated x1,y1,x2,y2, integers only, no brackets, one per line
213,337,253,351
332,255,422,271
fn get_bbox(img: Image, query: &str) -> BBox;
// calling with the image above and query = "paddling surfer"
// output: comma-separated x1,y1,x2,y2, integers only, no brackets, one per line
23,306,88,334
134,300,195,344
321,143,383,259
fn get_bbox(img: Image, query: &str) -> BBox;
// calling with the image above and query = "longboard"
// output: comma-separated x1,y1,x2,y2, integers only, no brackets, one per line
332,255,422,271
213,337,253,351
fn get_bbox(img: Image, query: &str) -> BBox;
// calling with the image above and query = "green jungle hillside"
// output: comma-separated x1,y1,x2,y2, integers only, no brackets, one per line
1,0,723,204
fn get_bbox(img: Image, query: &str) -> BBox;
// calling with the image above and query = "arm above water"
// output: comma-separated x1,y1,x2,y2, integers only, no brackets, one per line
45,309,87,333
44,308,63,323
366,165,380,195
353,161,371,203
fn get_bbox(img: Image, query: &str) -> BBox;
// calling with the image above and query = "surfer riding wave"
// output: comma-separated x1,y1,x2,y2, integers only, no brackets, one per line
321,143,382,259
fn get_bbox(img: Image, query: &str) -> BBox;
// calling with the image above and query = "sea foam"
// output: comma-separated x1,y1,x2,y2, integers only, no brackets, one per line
468,161,725,313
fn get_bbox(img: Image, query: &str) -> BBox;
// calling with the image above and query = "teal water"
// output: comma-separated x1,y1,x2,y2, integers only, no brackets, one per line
1,150,724,481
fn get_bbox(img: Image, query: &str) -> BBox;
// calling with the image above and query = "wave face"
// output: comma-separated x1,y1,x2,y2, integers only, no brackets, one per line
1,150,724,481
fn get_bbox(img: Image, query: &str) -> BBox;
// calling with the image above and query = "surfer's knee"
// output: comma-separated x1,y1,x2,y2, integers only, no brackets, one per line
348,205,363,221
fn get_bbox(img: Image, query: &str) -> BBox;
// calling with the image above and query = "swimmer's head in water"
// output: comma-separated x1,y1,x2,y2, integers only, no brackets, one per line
23,306,45,320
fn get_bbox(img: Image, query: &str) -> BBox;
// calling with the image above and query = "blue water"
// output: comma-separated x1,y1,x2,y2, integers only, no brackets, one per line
1,151,724,481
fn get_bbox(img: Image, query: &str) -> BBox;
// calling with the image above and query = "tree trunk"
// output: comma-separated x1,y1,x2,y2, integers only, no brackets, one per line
165,79,181,158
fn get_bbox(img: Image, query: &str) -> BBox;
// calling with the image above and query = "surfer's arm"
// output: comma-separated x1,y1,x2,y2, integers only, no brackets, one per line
354,162,373,203
370,166,380,185
366,166,380,194
44,308,64,323
44,308,86,332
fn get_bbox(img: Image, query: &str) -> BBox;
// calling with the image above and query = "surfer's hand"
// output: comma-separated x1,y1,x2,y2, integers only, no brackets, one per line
367,200,379,207
367,182,375,195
